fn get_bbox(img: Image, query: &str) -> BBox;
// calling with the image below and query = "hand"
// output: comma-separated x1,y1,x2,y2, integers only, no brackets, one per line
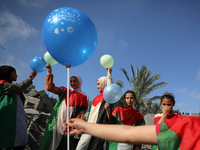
162,105,172,116
30,70,37,80
106,68,112,75
45,63,52,75
104,103,110,111
63,118,86,136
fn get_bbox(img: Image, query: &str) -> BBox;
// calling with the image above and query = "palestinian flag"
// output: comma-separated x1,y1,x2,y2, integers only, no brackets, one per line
152,113,183,150
154,113,182,125
156,116,200,150
39,87,88,150
0,80,28,148
76,93,108,150
107,106,145,150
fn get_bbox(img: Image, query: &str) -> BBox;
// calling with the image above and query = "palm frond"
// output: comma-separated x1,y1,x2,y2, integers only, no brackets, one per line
115,80,124,88
131,64,135,78
120,68,130,81
0,45,5,50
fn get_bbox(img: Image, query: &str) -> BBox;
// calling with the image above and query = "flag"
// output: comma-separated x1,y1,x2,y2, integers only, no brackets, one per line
107,106,145,150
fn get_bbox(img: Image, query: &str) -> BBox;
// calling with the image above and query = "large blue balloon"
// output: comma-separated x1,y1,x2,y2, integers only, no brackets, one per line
30,57,46,73
42,7,98,67
103,83,123,104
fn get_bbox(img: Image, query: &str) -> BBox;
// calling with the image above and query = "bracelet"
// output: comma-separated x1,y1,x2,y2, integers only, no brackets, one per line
29,76,34,79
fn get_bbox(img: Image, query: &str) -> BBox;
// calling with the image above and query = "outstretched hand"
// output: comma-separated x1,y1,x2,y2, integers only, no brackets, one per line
63,118,86,136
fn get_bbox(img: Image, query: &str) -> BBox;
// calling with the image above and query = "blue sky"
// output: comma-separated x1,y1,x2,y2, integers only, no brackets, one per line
0,0,200,114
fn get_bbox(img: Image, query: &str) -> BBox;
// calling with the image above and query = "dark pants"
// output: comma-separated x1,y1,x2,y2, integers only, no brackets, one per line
0,146,25,150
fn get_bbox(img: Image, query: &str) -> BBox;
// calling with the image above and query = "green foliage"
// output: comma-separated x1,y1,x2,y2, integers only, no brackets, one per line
173,109,181,114
139,101,162,116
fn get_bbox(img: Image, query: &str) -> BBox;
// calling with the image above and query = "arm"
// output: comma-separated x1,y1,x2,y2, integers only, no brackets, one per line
64,118,158,145
104,103,111,120
2,70,37,94
45,63,62,95
106,68,112,85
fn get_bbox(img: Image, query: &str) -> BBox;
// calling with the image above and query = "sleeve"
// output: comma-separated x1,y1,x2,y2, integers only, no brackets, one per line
2,78,33,94
154,116,160,125
46,74,62,95
107,75,112,85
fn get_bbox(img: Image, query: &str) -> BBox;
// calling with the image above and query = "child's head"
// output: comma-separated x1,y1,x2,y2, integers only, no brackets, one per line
97,77,107,93
70,75,82,91
0,65,17,83
124,90,136,107
160,93,175,112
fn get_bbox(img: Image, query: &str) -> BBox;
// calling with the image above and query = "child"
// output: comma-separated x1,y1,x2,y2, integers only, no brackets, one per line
39,63,88,150
153,93,182,125
0,65,37,150
64,116,200,150
105,90,145,150
152,93,182,150
75,68,112,150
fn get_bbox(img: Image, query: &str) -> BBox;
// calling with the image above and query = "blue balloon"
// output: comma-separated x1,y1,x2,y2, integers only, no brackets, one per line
30,57,47,73
103,83,122,104
42,7,98,67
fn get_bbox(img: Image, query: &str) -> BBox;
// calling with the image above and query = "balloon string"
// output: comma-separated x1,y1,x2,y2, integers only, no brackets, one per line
67,67,70,150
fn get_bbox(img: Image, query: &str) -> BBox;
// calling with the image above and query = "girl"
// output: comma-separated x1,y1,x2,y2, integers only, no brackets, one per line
64,116,200,150
75,68,112,150
152,93,182,150
39,63,88,150
105,90,145,150
0,65,37,150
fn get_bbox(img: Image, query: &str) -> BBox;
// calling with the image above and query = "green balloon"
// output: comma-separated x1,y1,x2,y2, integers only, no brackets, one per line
100,54,114,68
44,51,58,65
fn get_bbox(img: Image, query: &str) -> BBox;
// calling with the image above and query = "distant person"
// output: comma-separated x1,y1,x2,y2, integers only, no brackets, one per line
105,90,145,150
39,63,88,150
64,116,200,150
0,65,37,150
152,93,182,150
75,68,112,150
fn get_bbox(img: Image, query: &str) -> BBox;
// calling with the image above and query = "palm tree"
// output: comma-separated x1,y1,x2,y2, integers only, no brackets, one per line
0,45,5,50
120,64,168,111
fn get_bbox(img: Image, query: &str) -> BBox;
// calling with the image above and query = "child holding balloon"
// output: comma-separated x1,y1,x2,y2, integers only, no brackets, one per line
105,90,145,150
64,115,200,150
151,93,182,150
75,68,112,150
0,65,37,150
39,63,88,150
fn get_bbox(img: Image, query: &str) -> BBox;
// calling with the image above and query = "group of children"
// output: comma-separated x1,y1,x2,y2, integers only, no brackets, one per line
0,64,200,150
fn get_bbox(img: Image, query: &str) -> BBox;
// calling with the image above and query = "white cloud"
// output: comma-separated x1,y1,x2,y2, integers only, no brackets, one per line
18,0,50,8
0,9,38,44
176,88,200,100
